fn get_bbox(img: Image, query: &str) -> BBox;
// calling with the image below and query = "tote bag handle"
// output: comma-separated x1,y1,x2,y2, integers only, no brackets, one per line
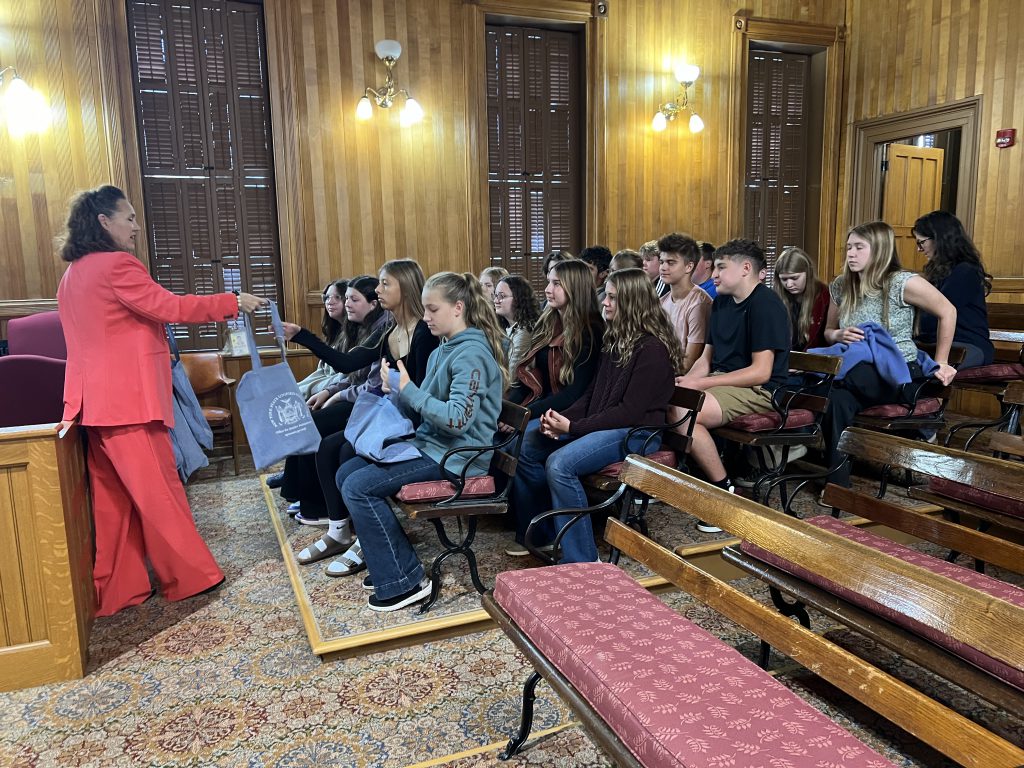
243,299,288,370
165,324,182,363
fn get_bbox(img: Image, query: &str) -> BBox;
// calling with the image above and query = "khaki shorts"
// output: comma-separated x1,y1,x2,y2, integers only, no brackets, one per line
707,384,775,425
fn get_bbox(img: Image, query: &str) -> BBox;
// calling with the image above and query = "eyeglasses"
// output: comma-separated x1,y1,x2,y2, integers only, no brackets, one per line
493,293,511,302
915,236,932,251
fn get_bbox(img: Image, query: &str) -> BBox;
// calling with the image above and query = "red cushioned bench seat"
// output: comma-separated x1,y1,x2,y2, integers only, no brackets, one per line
926,476,1024,520
857,397,942,418
493,562,897,768
953,362,1024,383
598,449,676,478
726,408,816,432
740,515,1024,692
394,475,495,502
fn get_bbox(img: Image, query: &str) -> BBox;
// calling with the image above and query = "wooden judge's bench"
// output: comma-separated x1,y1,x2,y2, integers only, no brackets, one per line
0,423,93,692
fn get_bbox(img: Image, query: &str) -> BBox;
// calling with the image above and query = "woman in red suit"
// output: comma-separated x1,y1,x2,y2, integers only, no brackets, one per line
56,185,267,616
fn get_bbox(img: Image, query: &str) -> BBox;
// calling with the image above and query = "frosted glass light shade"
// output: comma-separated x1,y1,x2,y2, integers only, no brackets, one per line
356,96,373,120
674,63,700,84
652,111,668,132
3,76,49,136
400,97,424,126
374,39,402,60
689,112,705,133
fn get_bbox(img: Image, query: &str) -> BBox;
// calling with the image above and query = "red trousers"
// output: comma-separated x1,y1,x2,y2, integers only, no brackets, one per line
86,422,223,616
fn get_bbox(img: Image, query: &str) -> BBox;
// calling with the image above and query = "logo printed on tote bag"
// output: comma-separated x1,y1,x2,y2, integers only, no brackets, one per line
269,393,309,434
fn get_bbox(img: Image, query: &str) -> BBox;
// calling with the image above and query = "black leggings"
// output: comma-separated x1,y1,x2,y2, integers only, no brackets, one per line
824,360,922,487
317,431,357,521
280,401,354,514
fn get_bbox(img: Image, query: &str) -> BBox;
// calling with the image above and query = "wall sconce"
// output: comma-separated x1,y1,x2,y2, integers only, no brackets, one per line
355,40,424,126
652,63,704,134
0,66,49,137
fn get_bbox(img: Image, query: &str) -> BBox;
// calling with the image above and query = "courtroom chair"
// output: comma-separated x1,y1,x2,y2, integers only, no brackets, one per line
0,355,66,428
180,352,239,475
7,311,67,360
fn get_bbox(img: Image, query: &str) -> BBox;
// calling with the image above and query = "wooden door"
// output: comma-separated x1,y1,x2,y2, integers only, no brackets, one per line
882,144,944,271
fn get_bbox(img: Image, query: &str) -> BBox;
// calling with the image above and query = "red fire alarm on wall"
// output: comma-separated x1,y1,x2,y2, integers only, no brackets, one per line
996,128,1016,148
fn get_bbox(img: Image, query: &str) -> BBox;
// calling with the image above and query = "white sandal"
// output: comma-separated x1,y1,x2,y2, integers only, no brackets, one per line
325,540,366,577
296,533,352,565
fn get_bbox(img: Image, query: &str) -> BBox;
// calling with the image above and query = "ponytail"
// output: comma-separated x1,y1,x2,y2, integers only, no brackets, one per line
423,271,510,389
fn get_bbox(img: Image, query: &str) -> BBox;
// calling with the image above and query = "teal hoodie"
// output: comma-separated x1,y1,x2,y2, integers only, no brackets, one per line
399,327,503,477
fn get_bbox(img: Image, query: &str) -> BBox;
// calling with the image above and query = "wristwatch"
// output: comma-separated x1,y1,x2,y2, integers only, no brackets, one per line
232,289,242,312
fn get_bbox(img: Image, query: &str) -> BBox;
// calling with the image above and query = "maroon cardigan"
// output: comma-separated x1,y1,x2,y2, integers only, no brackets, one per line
561,334,675,436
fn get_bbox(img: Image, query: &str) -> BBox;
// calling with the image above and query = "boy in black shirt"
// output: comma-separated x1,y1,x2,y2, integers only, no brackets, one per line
677,239,791,531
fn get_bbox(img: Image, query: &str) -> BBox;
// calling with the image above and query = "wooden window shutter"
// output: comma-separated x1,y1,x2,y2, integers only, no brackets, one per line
127,0,281,351
744,50,810,286
486,24,582,293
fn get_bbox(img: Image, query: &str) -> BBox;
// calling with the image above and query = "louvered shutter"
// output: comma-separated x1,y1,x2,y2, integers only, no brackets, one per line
487,25,582,293
127,0,281,351
744,50,810,286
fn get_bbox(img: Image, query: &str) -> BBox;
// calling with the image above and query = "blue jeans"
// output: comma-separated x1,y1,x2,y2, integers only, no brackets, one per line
337,455,443,600
512,420,659,563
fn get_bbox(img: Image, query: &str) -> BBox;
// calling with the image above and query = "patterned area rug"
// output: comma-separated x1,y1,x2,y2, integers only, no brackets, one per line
0,461,1020,767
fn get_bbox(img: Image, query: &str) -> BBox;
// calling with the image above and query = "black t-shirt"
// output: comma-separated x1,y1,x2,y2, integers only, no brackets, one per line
917,262,994,365
707,283,791,390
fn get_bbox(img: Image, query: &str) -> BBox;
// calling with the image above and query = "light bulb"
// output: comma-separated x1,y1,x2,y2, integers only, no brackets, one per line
355,96,373,121
400,97,423,126
674,63,700,84
3,77,49,136
689,112,704,133
652,111,668,132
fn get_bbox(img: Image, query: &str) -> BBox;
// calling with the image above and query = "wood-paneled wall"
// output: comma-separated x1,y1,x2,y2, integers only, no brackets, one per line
838,0,1024,301
1,0,1021,334
0,0,139,316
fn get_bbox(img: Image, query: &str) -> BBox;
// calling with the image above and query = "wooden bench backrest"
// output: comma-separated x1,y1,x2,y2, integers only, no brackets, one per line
837,426,1024,500
615,454,1024,672
493,400,531,477
987,303,1024,363
604,512,1024,768
821,483,1024,575
660,385,705,455
781,351,842,414
1003,380,1024,408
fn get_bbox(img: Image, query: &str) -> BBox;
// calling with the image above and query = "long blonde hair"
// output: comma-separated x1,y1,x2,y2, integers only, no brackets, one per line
423,271,510,389
839,221,902,327
772,247,824,348
530,259,601,385
603,269,686,374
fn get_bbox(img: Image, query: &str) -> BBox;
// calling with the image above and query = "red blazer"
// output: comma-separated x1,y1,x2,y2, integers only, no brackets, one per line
57,251,238,427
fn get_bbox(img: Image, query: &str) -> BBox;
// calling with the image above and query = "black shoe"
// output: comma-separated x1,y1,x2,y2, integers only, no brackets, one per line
266,472,285,489
367,580,431,612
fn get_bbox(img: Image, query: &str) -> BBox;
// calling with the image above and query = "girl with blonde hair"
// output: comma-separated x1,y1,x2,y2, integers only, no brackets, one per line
820,221,957,486
339,272,505,611
479,265,509,296
512,268,684,563
772,246,830,350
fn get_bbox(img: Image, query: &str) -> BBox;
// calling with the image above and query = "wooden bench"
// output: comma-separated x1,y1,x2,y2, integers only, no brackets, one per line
484,455,1024,767
392,399,530,613
947,379,1024,450
821,426,1024,538
712,351,841,505
951,303,1024,423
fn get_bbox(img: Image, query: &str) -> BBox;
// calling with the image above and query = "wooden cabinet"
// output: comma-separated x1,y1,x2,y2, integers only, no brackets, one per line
0,424,93,691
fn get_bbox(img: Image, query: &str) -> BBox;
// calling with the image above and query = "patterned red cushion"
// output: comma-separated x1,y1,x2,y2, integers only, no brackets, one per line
394,475,495,502
726,409,815,432
927,477,1024,520
494,563,897,768
857,397,941,418
598,449,676,478
953,363,1024,383
741,516,1024,691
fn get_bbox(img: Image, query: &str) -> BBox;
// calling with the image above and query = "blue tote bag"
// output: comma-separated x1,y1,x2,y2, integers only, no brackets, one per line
236,301,321,470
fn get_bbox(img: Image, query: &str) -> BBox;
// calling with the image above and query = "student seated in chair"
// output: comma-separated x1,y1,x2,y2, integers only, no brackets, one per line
657,231,712,374
676,239,792,532
511,268,684,563
338,272,507,612
818,221,957,487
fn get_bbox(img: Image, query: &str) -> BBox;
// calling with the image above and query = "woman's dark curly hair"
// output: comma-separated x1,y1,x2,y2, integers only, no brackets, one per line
913,210,992,294
497,274,540,331
57,185,126,262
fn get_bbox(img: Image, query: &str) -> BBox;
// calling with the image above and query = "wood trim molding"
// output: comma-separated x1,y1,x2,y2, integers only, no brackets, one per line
263,0,308,332
463,3,604,267
727,14,846,280
849,96,982,256
991,277,1024,293
0,299,58,319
